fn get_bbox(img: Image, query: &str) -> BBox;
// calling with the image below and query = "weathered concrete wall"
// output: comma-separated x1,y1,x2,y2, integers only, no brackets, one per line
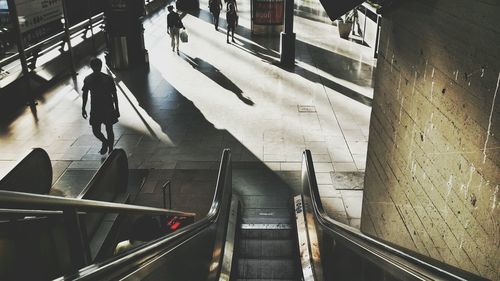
361,0,500,279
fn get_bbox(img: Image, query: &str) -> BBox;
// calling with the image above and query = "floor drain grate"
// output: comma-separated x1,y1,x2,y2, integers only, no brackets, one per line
297,105,316,112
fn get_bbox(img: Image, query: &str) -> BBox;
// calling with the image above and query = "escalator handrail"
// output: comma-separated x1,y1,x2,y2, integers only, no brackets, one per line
77,149,127,199
302,150,485,281
0,190,195,218
0,147,52,194
56,149,232,280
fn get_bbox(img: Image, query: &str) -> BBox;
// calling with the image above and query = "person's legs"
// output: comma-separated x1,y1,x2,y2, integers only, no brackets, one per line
173,28,180,52
105,124,114,152
92,124,108,154
231,27,235,42
214,12,220,30
170,31,175,51
227,27,230,43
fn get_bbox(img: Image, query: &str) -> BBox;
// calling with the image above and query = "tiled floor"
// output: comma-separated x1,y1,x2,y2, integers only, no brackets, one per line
0,1,374,228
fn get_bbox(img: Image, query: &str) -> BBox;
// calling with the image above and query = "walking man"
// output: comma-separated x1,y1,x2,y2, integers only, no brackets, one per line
167,5,185,54
226,3,237,44
209,0,222,30
82,58,120,155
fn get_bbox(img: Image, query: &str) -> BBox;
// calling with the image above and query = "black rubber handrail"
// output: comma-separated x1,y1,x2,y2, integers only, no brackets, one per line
0,148,52,194
302,149,487,281
77,149,128,200
55,149,232,280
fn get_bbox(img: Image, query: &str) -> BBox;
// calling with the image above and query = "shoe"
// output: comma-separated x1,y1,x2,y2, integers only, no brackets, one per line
99,142,108,155
177,49,180,54
172,48,175,52
232,39,235,43
227,40,230,44
108,142,114,154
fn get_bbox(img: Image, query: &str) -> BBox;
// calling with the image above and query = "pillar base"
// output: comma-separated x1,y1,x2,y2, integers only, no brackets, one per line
280,32,296,68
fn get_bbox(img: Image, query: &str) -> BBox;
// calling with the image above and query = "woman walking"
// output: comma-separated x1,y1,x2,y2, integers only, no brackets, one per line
226,2,237,43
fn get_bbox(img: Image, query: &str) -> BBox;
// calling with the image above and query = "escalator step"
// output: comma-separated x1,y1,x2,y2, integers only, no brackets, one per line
240,229,294,240
235,279,297,281
237,258,298,279
239,239,295,258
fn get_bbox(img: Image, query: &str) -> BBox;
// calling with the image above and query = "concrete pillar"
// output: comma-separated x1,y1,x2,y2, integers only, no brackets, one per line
361,1,500,280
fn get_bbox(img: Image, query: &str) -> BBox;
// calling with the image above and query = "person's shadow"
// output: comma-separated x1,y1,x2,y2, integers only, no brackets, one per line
181,54,254,106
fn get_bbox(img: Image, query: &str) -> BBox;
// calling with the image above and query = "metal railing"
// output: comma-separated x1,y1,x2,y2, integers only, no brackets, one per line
301,150,487,281
0,12,104,70
162,180,172,209
0,188,195,272
0,190,194,217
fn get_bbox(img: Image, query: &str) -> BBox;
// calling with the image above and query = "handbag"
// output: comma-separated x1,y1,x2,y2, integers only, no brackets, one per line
180,30,188,43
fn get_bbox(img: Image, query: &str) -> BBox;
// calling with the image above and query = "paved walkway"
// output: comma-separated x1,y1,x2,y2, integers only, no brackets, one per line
0,1,375,228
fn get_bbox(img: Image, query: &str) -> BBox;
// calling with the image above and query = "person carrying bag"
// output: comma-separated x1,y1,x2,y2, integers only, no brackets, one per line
167,5,185,54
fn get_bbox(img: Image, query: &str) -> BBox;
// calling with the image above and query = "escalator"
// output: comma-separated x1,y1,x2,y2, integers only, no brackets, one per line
235,225,300,280
0,149,488,281
0,148,52,194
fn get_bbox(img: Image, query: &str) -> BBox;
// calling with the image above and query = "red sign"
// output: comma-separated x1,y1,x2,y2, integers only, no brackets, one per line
253,0,283,25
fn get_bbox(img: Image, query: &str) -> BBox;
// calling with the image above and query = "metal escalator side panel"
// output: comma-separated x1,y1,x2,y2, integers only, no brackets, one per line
0,147,52,194
207,149,232,281
217,195,239,281
294,194,323,281
75,148,129,262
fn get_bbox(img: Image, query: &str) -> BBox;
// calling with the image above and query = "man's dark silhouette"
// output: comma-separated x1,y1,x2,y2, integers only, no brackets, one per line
167,5,185,54
82,58,120,155
209,0,222,30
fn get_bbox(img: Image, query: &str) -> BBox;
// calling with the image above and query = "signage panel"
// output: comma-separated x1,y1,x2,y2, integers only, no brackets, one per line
15,0,63,33
10,0,63,46
0,0,8,10
253,0,284,25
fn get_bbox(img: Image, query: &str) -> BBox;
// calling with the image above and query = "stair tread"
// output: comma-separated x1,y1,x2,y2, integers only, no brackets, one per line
238,239,296,258
240,229,295,240
235,279,298,281
236,258,298,279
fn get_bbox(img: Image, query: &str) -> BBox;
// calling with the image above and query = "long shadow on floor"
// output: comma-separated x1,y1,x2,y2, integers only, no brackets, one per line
191,9,374,88
189,9,372,107
111,62,301,226
181,54,254,105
